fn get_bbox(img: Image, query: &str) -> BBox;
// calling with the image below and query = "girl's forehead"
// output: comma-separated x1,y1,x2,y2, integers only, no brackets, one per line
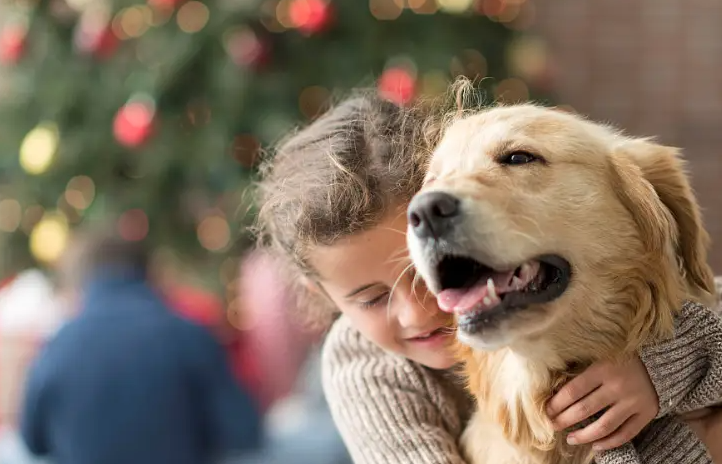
306,210,411,287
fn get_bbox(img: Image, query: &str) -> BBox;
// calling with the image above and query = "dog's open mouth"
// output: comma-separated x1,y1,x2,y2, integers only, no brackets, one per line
434,254,571,331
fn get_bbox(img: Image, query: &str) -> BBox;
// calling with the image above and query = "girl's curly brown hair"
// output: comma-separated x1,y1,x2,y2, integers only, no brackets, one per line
254,89,449,328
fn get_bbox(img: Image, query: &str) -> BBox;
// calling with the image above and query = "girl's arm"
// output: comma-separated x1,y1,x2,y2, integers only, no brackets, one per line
322,317,470,464
639,300,722,417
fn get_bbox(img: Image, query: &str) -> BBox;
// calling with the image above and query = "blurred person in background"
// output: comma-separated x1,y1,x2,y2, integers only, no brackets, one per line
17,224,263,464
231,248,352,464
234,249,320,410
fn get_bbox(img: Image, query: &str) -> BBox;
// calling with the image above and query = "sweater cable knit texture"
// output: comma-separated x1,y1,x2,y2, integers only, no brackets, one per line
323,290,722,464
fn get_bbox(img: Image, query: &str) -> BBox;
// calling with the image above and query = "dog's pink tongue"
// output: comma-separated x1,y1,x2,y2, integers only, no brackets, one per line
437,285,489,313
437,271,515,314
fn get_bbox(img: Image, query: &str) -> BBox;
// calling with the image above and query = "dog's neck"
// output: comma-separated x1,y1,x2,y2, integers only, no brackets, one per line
461,325,609,462
464,342,568,449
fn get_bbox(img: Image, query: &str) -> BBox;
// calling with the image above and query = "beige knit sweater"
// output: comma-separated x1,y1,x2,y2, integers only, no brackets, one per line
322,290,722,463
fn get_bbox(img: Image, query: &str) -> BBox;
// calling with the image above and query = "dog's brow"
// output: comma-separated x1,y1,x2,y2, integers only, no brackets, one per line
489,139,536,161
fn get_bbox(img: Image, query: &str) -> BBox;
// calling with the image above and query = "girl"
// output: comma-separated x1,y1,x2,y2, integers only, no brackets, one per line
256,92,721,463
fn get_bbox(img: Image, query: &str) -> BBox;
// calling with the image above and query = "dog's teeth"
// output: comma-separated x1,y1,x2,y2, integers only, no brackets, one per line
520,262,536,283
486,278,497,299
483,296,491,306
511,276,523,290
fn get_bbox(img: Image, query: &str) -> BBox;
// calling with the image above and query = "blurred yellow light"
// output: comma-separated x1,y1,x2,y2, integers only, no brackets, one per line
30,213,69,264
197,215,230,251
177,1,210,33
436,0,473,14
494,77,529,103
409,0,438,14
119,6,151,39
370,0,404,20
65,175,96,210
0,199,22,233
20,122,59,175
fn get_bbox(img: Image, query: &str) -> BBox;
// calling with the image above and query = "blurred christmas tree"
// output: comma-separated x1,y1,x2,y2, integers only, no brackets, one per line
0,0,549,284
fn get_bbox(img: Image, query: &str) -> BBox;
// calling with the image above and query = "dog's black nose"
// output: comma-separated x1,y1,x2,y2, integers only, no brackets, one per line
407,191,460,239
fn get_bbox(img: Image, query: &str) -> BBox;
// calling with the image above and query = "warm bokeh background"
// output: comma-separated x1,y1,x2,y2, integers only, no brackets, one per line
1,1,721,462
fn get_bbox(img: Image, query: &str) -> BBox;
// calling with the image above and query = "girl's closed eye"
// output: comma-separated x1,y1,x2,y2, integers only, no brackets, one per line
358,292,390,309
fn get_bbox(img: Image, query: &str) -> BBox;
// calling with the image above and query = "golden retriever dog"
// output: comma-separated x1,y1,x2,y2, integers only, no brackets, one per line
406,104,718,464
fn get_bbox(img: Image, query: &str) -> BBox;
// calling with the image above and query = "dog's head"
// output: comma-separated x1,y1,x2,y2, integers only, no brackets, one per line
407,104,715,353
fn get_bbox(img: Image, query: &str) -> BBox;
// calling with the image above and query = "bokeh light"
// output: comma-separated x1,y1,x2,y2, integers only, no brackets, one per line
261,0,288,33
197,214,231,251
19,122,59,175
113,6,153,40
437,0,474,14
224,27,267,68
29,213,69,264
64,175,96,211
450,49,487,79
409,0,438,14
369,0,404,20
494,77,529,103
287,0,333,34
0,199,22,233
177,1,210,33
507,36,548,81
117,209,149,242
299,85,331,119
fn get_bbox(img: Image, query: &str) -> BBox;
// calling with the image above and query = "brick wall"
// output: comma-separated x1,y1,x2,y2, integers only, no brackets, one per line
534,0,722,271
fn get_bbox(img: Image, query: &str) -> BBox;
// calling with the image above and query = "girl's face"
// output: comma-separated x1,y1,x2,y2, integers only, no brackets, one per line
308,205,457,370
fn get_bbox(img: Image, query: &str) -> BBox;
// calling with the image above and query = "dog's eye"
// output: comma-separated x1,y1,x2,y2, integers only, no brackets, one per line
499,151,537,165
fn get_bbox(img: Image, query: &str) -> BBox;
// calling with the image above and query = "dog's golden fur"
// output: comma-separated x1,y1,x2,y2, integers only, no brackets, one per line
408,104,716,464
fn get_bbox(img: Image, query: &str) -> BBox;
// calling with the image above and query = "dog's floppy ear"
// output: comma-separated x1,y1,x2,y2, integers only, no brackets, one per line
615,138,716,307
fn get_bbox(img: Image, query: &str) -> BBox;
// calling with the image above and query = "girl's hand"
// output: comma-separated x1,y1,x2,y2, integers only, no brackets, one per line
546,356,659,451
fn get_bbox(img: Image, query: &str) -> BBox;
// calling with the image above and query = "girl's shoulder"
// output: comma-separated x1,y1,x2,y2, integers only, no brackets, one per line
321,315,427,375
321,315,474,419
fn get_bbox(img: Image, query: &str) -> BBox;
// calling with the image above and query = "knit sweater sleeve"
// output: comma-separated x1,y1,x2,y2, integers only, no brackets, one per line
639,300,722,417
321,316,468,464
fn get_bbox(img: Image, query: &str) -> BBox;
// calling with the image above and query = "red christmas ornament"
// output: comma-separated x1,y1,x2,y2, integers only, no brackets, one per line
113,102,156,148
0,25,27,64
377,67,417,106
288,0,334,35
226,29,270,70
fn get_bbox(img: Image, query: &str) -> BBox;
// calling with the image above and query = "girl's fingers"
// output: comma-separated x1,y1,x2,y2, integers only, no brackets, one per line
547,365,604,418
590,414,648,451
551,386,610,431
566,405,631,446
